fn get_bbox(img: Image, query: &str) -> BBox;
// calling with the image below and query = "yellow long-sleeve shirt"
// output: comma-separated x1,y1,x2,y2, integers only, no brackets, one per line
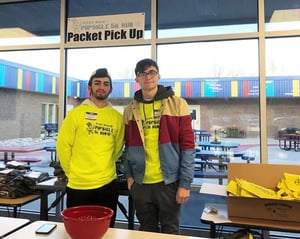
56,99,124,189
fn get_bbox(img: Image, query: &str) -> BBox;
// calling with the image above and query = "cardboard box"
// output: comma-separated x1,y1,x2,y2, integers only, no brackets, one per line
200,163,300,227
201,163,300,226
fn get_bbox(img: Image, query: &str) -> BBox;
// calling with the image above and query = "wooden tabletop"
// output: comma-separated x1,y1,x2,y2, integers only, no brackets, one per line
0,194,40,206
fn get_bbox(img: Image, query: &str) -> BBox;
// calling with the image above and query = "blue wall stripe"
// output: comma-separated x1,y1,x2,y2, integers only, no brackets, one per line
30,70,36,91
37,73,44,92
0,63,5,87
266,80,274,97
6,65,18,89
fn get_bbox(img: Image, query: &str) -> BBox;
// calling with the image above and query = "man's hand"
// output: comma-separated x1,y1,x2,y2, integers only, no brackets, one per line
176,187,190,204
127,177,134,190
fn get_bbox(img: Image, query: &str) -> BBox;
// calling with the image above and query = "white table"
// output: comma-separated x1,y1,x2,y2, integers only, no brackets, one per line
5,220,208,239
0,216,30,237
200,203,300,239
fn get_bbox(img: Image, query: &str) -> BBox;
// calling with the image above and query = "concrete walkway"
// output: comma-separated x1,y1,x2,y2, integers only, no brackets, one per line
1,137,300,238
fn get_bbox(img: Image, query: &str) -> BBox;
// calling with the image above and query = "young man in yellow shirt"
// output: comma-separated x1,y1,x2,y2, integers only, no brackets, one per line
123,59,195,234
57,68,124,227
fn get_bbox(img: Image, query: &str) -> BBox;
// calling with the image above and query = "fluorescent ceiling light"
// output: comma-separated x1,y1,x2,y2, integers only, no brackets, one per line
0,27,35,38
270,9,300,22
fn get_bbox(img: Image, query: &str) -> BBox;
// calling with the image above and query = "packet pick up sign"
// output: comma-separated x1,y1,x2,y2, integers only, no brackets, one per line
67,13,145,44
200,163,300,227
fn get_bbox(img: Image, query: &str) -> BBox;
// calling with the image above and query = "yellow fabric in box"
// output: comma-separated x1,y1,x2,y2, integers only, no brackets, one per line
227,179,258,197
293,191,300,199
227,180,238,195
281,172,300,192
236,178,280,199
277,178,294,199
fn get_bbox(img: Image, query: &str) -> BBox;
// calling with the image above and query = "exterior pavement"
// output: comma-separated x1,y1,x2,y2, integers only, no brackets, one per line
1,136,300,238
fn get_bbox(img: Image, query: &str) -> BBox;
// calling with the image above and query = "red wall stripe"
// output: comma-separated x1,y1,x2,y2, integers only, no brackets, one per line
25,70,30,90
185,81,192,97
243,80,250,96
134,82,139,92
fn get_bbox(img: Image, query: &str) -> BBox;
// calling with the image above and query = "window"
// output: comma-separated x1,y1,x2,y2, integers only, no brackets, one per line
266,37,300,165
265,0,300,31
41,103,58,125
0,0,60,46
158,0,258,38
0,49,59,140
1,1,300,237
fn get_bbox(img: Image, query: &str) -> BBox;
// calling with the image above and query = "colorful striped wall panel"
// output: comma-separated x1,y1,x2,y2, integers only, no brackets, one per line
1,59,300,99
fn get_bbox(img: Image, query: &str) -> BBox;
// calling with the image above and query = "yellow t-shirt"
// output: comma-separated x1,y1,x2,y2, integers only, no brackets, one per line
139,101,163,183
56,99,124,189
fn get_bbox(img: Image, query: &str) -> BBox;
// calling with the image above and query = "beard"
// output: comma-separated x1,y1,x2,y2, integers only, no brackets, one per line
90,88,109,100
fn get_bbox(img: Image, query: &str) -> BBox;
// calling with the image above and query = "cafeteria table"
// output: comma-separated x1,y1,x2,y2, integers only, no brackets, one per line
0,194,40,217
196,141,240,151
0,143,50,164
201,203,300,239
44,146,57,162
5,220,209,239
0,216,30,238
278,133,300,151
193,129,211,142
35,177,135,229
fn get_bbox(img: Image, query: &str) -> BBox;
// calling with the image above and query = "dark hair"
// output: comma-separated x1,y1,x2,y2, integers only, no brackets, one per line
135,58,159,76
88,68,112,88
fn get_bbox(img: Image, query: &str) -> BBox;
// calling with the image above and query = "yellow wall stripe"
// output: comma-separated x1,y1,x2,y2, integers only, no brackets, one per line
201,81,204,96
231,80,238,97
293,79,299,96
17,69,23,89
124,82,130,97
52,77,56,94
175,82,181,96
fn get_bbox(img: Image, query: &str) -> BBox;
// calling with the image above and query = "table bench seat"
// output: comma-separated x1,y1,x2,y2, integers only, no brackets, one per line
195,150,242,158
195,158,228,172
15,158,41,165
241,152,255,163
194,171,227,179
195,150,254,161
0,158,13,162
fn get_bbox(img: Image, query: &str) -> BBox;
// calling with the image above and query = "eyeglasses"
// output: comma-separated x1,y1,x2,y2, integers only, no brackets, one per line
137,70,158,78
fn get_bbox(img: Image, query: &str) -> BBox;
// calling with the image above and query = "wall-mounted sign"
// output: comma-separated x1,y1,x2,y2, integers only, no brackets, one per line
67,12,145,43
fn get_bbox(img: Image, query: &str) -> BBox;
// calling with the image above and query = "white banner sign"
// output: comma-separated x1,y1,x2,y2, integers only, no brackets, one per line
67,13,145,43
